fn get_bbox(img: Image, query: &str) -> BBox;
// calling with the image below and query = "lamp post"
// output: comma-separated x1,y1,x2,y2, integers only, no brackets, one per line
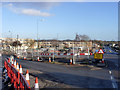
37,18,44,57
73,41,75,64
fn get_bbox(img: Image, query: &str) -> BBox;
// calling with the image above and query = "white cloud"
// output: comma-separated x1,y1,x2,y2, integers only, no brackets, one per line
21,9,51,16
4,3,53,17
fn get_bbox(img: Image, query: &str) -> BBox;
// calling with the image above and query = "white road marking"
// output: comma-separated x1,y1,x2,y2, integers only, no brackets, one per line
109,70,112,74
109,70,118,88
112,83,115,88
110,74,118,88
110,76,113,80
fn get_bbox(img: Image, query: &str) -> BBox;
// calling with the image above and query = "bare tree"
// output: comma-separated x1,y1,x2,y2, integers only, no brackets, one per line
25,39,35,49
79,34,90,41
10,41,22,53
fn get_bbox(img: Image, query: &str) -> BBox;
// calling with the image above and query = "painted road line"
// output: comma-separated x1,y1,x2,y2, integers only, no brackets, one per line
110,76,113,80
109,69,118,88
112,83,115,88
109,70,112,74
110,74,118,88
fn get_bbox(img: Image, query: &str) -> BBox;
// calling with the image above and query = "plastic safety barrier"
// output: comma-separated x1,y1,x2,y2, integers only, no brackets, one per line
4,58,31,89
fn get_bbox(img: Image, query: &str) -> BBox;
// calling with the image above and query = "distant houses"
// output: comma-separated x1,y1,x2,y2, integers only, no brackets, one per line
1,37,118,54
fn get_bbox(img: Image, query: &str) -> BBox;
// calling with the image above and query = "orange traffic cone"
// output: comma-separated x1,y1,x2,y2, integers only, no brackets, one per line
8,58,10,63
16,63,19,71
14,60,17,68
37,57,39,61
19,65,23,74
26,70,30,85
24,57,26,60
49,57,51,62
35,77,39,89
70,58,72,65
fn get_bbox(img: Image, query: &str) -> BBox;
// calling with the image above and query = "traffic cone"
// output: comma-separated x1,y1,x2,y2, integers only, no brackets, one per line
14,60,17,68
8,58,10,63
37,57,39,61
19,65,23,74
49,57,51,62
16,63,19,71
24,57,26,60
35,77,39,89
70,58,72,65
26,70,30,85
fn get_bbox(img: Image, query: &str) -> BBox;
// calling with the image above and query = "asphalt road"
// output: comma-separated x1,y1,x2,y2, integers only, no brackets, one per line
2,54,119,89
104,54,119,89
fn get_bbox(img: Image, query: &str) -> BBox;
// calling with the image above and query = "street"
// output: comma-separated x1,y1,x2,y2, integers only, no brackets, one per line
2,53,119,89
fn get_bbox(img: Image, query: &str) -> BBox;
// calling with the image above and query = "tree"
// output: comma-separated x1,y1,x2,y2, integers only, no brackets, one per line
25,39,35,49
10,41,22,53
79,34,90,41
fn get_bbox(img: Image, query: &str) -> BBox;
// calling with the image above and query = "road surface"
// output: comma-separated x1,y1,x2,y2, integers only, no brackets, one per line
2,54,119,89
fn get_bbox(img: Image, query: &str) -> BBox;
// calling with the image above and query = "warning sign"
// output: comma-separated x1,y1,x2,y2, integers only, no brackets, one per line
98,49,104,54
94,53,103,59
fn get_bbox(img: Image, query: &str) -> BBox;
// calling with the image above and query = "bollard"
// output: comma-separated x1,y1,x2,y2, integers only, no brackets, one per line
35,77,39,89
49,57,51,62
19,65,23,74
70,58,72,65
26,70,30,85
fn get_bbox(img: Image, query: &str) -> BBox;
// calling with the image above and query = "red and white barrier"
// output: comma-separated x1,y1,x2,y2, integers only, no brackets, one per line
39,53,92,56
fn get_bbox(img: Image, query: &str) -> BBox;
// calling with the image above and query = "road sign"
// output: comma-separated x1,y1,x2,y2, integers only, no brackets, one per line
94,53,103,59
98,49,104,54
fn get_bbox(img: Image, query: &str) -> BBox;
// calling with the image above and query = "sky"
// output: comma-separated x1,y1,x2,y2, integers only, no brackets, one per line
1,2,118,41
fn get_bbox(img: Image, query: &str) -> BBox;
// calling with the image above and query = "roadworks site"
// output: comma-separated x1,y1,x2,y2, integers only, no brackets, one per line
2,54,108,89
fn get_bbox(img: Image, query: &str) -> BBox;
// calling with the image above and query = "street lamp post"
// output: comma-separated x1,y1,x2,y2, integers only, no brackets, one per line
73,41,75,64
37,18,44,57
